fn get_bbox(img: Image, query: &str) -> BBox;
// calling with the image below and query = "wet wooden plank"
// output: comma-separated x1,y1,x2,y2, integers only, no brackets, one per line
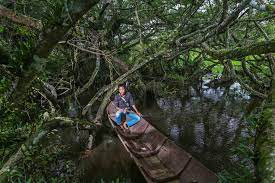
140,125,166,150
129,118,150,135
139,156,178,182
157,140,192,175
125,137,166,158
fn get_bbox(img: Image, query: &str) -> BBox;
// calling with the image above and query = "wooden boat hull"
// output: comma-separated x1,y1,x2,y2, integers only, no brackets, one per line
106,102,218,183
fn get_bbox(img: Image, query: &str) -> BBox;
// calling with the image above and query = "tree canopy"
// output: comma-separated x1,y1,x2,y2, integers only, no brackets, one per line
0,0,274,182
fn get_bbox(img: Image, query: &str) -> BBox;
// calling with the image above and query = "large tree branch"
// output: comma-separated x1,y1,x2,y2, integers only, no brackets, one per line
202,39,275,60
32,0,100,59
176,0,251,48
216,0,251,33
93,87,116,123
82,52,163,116
0,5,42,29
60,40,129,73
76,54,101,96
219,0,228,23
10,0,101,103
241,60,266,88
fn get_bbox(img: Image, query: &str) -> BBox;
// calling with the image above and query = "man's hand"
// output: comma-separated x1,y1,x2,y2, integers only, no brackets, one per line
136,111,142,116
132,105,142,116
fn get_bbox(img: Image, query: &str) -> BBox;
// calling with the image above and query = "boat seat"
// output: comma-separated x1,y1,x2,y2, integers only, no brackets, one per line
124,124,167,157
115,126,144,139
125,137,167,158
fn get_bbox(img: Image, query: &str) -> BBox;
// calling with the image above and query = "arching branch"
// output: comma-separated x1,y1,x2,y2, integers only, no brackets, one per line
76,54,101,96
82,52,163,116
202,39,275,60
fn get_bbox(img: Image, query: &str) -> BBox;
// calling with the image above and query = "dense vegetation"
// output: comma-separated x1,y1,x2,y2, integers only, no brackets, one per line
0,0,274,182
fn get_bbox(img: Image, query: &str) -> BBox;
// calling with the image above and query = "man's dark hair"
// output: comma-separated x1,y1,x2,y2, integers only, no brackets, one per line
118,83,126,89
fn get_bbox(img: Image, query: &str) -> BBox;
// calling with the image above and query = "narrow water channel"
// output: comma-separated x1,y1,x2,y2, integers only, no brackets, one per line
77,80,258,182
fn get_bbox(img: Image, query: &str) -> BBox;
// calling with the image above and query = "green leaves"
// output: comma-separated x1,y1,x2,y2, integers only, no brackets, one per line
16,26,31,36
0,25,5,33
31,55,48,72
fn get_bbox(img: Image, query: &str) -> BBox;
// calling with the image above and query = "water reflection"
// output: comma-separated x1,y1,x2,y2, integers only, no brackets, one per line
143,82,252,172
37,78,260,182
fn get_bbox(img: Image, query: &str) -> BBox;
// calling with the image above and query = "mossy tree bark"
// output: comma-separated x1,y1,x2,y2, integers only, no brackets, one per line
201,39,275,60
9,0,100,104
0,117,77,181
255,76,275,182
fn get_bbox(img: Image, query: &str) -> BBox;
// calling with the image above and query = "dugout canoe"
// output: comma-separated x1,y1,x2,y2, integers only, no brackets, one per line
106,102,218,183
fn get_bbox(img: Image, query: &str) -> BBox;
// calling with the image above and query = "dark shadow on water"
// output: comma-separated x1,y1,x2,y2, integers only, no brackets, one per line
77,135,146,183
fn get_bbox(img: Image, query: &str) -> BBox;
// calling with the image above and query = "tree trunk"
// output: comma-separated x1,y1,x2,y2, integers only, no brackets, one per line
10,0,100,104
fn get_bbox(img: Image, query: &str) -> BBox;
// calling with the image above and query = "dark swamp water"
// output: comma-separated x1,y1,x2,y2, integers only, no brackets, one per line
44,79,260,182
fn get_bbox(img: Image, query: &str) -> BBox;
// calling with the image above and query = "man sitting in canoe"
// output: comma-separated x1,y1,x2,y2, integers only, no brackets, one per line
114,83,142,129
